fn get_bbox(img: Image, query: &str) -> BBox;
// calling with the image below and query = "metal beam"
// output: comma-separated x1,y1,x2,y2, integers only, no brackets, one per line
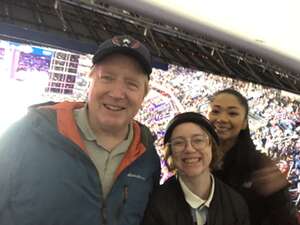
100,0,300,75
0,22,98,53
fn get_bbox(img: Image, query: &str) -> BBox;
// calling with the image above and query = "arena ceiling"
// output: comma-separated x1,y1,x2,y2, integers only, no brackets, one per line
0,0,300,94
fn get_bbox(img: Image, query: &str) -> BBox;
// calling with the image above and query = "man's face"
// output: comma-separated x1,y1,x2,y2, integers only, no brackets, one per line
88,54,148,133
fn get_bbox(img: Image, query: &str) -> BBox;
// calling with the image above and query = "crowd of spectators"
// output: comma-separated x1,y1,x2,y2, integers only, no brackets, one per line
17,52,51,73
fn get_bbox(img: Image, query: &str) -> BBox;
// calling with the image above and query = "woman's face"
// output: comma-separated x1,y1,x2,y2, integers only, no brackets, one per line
170,122,212,179
208,93,247,143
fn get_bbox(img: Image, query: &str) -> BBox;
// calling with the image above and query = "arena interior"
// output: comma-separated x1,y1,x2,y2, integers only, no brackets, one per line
0,0,300,211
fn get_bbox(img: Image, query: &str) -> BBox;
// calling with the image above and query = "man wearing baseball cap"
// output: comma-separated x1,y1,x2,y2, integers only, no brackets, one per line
0,35,161,225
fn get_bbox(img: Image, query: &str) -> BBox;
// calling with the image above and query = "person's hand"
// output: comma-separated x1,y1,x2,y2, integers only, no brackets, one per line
251,163,289,197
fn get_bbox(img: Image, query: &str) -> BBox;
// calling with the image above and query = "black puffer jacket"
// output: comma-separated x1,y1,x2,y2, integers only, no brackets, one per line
213,141,298,225
141,176,250,225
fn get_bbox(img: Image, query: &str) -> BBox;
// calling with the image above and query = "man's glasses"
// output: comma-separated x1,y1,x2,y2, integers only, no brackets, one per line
168,135,209,153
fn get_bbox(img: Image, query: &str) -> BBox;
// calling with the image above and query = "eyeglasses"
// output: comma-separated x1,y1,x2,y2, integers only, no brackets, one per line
168,135,209,153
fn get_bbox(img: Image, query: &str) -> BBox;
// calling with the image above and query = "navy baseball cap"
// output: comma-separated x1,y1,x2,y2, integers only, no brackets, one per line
164,112,220,145
92,35,152,77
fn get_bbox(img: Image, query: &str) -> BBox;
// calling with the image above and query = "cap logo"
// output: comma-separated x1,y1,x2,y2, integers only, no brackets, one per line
112,36,141,49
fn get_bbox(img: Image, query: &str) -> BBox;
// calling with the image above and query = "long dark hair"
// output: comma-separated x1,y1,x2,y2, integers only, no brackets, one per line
210,88,261,186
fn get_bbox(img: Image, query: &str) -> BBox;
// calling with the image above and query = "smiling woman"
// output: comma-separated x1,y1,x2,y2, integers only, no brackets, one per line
141,112,250,225
207,88,298,225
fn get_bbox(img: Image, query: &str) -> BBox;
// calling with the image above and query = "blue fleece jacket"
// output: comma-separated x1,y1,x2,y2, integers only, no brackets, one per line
0,102,161,225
